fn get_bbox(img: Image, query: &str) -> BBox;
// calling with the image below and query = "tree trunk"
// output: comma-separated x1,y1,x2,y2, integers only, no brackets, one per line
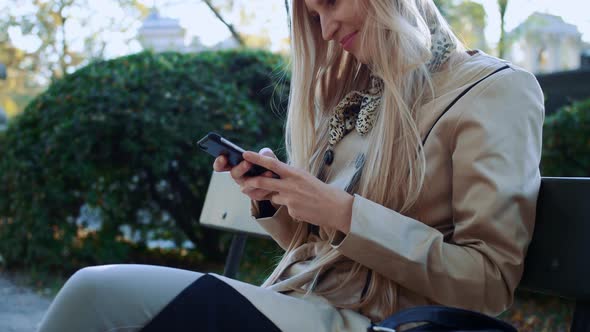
284,0,291,33
498,0,508,59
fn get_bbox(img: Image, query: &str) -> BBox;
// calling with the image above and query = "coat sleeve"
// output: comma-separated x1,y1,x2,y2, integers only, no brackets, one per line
251,200,299,250
330,68,545,315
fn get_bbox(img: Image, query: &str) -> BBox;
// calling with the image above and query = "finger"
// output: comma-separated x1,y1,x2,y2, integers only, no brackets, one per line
259,147,277,159
242,188,273,201
214,155,230,172
268,192,285,207
230,160,252,180
243,151,289,177
243,175,283,193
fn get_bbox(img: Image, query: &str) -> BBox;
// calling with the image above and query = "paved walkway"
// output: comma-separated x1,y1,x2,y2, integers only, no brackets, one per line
0,274,52,332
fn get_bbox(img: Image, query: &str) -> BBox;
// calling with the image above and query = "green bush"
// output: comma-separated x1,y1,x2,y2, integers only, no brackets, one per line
0,49,289,272
541,98,590,176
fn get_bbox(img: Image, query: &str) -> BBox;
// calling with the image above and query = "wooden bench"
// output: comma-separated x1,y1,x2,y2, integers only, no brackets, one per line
199,173,590,331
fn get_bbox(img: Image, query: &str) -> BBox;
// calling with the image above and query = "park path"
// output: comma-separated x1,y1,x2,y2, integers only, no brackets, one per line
0,273,52,332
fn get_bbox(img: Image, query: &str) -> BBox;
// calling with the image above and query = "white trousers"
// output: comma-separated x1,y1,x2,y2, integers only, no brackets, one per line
38,264,202,332
37,264,372,332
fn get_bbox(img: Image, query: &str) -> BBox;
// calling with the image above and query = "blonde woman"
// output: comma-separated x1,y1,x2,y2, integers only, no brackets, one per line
38,0,544,331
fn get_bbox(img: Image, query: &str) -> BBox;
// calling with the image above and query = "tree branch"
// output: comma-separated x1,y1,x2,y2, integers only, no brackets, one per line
201,0,245,46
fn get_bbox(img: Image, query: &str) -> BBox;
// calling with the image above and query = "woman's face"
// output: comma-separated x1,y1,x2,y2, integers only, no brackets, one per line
304,0,367,62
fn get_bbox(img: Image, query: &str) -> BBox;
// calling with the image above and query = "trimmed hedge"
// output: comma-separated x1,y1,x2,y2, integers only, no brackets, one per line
541,98,590,176
0,50,289,272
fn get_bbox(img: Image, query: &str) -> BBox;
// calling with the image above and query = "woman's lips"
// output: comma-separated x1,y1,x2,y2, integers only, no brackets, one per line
340,31,358,51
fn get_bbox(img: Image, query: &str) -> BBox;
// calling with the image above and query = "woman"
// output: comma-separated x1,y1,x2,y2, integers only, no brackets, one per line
38,0,544,331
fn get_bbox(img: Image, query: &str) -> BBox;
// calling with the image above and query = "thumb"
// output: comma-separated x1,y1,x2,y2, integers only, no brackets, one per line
259,147,277,159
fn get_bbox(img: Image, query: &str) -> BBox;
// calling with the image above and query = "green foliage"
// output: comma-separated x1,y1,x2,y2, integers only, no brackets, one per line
0,49,290,273
434,0,488,51
541,98,590,176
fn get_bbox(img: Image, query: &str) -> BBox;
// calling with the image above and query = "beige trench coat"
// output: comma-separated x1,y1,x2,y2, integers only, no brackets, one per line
219,50,544,331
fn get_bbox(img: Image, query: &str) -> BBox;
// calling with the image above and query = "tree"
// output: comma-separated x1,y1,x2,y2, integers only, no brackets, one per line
435,0,488,51
199,0,290,51
449,1,488,51
1,0,148,82
434,0,454,18
284,0,291,33
0,37,45,117
498,0,509,58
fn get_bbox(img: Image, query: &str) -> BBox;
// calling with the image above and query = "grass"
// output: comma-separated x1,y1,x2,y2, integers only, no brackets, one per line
500,289,574,331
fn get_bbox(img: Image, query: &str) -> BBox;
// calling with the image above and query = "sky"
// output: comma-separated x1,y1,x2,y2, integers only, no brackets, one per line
5,0,590,60
150,0,590,51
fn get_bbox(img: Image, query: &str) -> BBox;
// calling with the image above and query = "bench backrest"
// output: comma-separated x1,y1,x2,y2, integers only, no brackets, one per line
519,177,590,301
199,171,270,238
199,173,590,302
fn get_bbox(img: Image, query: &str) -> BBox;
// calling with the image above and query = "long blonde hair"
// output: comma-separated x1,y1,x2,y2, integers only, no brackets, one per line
263,0,466,319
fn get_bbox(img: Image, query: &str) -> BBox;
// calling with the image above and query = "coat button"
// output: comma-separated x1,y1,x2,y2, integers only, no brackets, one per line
324,149,334,165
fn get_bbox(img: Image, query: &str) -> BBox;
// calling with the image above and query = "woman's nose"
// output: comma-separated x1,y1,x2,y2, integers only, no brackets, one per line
320,15,337,41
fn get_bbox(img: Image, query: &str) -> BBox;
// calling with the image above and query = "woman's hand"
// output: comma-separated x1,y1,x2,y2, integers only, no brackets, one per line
213,148,281,209
241,151,354,234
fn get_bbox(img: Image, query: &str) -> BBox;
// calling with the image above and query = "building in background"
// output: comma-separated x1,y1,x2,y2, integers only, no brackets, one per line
505,12,583,74
582,46,590,69
137,8,192,52
137,8,237,53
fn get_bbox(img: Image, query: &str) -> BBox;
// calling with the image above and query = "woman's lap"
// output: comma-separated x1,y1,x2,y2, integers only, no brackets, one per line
37,264,371,332
214,274,372,332
139,273,282,332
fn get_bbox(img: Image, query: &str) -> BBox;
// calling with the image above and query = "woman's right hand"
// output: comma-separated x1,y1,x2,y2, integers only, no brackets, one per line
213,148,281,209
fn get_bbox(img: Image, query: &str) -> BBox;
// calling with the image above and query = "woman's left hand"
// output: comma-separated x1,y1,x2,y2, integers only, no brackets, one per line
242,151,354,234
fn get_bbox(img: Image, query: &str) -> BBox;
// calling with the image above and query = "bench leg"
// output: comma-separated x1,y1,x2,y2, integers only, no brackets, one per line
571,300,590,332
223,234,247,279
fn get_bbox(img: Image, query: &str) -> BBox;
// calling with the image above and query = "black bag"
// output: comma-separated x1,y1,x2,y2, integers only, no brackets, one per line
367,306,517,332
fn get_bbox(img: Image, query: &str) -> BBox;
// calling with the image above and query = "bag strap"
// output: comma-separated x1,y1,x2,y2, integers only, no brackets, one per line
369,305,517,332
422,65,510,146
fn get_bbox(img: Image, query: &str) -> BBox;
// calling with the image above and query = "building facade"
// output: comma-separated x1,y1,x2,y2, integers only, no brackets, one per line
506,13,583,74
137,8,237,54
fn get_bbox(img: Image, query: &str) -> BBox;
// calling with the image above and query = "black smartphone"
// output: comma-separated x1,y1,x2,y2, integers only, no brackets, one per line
197,132,277,178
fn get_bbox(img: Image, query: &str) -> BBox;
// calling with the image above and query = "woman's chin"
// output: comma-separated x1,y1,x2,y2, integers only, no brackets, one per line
348,51,369,64
340,41,369,63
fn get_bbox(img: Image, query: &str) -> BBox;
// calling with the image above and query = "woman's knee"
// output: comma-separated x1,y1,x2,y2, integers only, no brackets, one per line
43,265,107,318
59,265,120,304
41,264,204,332
65,264,205,308
65,265,101,292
